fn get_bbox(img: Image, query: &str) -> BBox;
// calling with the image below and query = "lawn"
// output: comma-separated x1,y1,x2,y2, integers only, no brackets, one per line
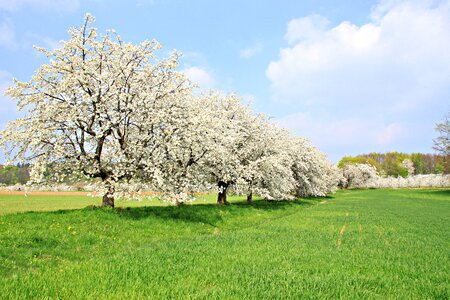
0,189,449,299
0,193,224,216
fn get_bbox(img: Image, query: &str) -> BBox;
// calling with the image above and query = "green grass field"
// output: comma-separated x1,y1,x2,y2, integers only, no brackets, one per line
0,189,449,299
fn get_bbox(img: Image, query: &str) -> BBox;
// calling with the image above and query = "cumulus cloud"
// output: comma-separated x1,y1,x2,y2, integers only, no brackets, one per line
0,0,79,12
284,14,329,44
183,66,215,89
240,42,263,58
268,1,450,106
268,0,450,159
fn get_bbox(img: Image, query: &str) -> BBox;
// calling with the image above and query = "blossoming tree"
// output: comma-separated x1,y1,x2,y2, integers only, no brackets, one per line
289,137,340,197
341,163,378,188
149,93,221,205
0,14,343,207
0,14,196,207
199,92,256,204
233,122,296,203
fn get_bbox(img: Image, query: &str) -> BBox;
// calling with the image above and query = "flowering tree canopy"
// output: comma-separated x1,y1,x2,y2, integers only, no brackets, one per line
289,137,340,197
0,14,342,207
0,14,195,207
341,163,378,189
199,92,260,204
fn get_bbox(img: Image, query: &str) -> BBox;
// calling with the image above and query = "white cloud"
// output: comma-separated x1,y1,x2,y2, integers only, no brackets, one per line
284,14,329,44
183,66,215,89
0,0,79,12
0,20,17,49
267,2,450,106
240,42,263,58
268,0,450,159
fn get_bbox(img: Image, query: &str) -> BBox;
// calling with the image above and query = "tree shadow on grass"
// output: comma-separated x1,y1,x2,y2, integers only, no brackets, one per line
11,195,330,228
108,197,323,224
113,205,225,226
232,198,312,210
421,189,450,197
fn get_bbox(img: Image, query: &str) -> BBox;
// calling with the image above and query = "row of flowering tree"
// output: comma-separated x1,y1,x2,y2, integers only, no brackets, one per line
340,163,450,189
0,14,340,207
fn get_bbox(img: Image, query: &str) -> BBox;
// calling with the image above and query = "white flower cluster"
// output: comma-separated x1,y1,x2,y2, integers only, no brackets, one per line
365,174,450,189
0,14,340,206
401,159,415,176
288,137,342,197
341,163,450,189
1,183,87,192
341,163,379,188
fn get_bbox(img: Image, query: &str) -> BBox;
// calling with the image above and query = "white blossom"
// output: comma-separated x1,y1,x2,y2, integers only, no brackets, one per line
0,14,195,206
341,163,450,189
0,14,342,206
341,163,378,188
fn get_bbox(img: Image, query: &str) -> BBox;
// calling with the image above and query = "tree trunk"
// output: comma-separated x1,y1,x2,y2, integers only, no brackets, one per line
217,181,228,205
247,191,253,204
247,181,253,204
102,186,115,208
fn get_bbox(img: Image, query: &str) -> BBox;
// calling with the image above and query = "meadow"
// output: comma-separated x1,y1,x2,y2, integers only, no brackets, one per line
0,189,449,299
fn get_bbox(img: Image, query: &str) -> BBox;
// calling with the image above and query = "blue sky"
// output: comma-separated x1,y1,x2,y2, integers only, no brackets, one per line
0,0,449,162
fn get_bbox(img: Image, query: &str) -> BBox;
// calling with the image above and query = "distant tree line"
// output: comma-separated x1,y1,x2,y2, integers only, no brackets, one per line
0,164,30,185
338,152,449,177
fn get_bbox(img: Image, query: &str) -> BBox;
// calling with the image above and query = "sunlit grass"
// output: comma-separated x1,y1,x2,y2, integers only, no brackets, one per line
0,189,449,298
0,193,243,216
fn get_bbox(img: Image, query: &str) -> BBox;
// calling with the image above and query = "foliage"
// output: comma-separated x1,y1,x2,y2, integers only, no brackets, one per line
0,164,29,185
0,189,448,298
338,156,381,172
338,152,449,176
341,164,450,189
401,158,414,176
